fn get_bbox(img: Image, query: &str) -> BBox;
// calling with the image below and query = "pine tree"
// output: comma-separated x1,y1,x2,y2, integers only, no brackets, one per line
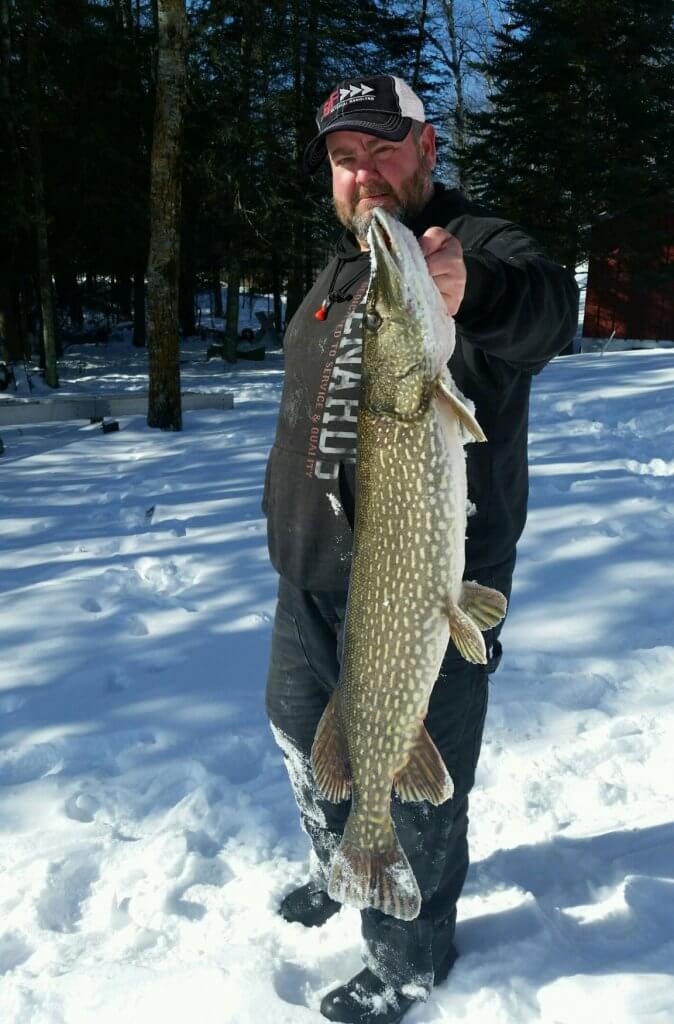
461,0,674,268
146,0,187,430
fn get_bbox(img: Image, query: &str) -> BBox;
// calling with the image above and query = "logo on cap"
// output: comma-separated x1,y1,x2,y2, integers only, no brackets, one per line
323,82,375,117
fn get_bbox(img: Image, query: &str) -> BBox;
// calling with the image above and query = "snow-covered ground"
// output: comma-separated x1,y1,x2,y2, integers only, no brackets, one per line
0,343,672,1023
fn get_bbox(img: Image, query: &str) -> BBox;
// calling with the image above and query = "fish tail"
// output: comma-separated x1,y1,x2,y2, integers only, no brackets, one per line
328,819,421,921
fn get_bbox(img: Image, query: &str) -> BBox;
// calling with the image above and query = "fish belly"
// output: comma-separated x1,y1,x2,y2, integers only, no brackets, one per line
343,406,463,809
326,407,462,919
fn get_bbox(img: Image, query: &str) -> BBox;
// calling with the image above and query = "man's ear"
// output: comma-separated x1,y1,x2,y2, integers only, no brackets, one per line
421,123,437,171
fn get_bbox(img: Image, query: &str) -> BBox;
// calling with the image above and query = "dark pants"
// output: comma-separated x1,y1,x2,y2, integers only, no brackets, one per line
266,560,514,997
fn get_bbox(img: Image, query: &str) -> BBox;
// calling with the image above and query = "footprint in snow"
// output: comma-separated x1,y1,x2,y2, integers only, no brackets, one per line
81,596,102,614
64,792,100,823
0,932,33,974
122,614,149,637
273,958,349,1011
165,891,207,921
105,668,132,693
219,735,264,785
185,829,221,858
165,852,233,921
134,556,197,597
0,744,63,787
0,693,25,714
35,854,100,934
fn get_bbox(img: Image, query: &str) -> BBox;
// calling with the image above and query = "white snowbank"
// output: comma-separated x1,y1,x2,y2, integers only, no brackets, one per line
0,346,672,1022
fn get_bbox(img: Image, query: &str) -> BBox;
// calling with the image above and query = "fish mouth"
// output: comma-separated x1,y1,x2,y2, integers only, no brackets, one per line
370,207,395,250
367,208,406,305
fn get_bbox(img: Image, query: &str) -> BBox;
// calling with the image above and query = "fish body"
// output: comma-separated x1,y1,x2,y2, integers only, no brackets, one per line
311,208,506,921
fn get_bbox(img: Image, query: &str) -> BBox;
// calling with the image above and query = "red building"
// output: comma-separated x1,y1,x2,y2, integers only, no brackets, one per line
582,199,674,341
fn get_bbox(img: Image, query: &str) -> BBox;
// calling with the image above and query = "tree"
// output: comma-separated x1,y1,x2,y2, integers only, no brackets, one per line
0,0,28,362
146,0,187,430
461,0,674,269
2,0,451,370
26,0,58,386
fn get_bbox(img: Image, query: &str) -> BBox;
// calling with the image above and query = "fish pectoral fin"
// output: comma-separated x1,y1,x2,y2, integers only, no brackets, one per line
393,726,454,805
436,378,487,443
310,690,352,803
447,602,488,664
459,581,508,630
328,829,421,921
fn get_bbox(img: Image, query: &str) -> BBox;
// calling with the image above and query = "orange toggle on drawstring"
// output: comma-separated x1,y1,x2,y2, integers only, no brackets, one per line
314,299,329,321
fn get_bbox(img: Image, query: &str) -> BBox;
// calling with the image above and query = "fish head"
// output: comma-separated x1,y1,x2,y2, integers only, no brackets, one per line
362,207,455,421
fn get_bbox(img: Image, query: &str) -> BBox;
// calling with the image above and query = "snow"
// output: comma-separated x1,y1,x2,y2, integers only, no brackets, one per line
0,342,673,1023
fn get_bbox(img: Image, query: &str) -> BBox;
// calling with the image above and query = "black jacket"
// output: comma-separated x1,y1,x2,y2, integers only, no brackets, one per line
263,185,579,592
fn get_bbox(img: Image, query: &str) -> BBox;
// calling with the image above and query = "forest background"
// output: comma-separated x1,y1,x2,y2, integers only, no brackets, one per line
1,0,672,399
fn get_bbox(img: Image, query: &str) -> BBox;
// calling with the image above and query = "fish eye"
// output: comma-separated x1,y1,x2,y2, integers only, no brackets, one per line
365,311,382,332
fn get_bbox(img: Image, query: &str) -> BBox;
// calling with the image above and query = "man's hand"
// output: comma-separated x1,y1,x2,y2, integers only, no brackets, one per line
418,227,466,317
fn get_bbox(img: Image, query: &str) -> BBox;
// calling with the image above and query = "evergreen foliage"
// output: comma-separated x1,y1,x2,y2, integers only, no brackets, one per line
461,0,674,268
1,0,672,368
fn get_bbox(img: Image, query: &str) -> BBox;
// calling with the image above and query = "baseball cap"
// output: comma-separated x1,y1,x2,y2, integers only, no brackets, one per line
303,74,425,175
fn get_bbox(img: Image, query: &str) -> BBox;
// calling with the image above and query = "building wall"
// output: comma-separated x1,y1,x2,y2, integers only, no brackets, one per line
583,209,674,340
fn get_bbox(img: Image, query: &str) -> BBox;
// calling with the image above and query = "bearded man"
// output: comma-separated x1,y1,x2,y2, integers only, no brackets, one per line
263,75,578,1024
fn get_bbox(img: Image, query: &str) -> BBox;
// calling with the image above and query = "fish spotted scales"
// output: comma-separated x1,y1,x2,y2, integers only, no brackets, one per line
311,207,507,921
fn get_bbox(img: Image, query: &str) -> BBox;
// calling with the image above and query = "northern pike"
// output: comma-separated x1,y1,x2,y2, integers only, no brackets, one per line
310,207,507,921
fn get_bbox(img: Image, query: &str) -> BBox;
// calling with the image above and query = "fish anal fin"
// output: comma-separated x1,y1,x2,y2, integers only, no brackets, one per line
459,580,508,630
393,725,454,805
447,602,487,664
328,832,421,921
310,690,352,803
436,378,487,443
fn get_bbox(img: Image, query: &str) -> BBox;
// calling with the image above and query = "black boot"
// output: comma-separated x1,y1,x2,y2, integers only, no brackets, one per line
434,944,458,985
320,968,417,1024
279,881,341,928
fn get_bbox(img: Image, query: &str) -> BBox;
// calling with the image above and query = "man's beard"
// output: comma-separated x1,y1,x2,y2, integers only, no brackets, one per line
332,158,433,244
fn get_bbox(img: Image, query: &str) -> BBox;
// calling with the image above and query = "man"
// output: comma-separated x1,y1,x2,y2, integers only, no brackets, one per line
264,75,578,1024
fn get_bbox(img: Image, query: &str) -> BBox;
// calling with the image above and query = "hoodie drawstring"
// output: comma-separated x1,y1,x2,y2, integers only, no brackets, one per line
314,255,369,321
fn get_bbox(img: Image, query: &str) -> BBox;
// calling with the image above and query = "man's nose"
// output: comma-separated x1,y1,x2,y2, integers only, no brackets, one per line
354,160,379,184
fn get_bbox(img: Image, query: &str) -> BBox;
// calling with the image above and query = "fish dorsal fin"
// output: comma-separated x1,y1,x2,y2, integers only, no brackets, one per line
436,377,487,443
393,725,454,805
311,690,352,802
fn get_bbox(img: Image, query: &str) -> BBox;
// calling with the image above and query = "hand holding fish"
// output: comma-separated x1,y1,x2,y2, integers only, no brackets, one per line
418,227,466,316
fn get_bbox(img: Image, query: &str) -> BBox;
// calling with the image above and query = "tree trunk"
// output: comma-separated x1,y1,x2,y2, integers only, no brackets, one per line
26,7,58,387
271,255,283,335
117,273,133,319
146,0,186,430
211,267,223,317
20,275,40,360
56,270,83,332
411,0,428,92
285,0,305,324
443,0,468,190
133,265,146,346
179,252,196,337
0,279,25,361
224,258,240,363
